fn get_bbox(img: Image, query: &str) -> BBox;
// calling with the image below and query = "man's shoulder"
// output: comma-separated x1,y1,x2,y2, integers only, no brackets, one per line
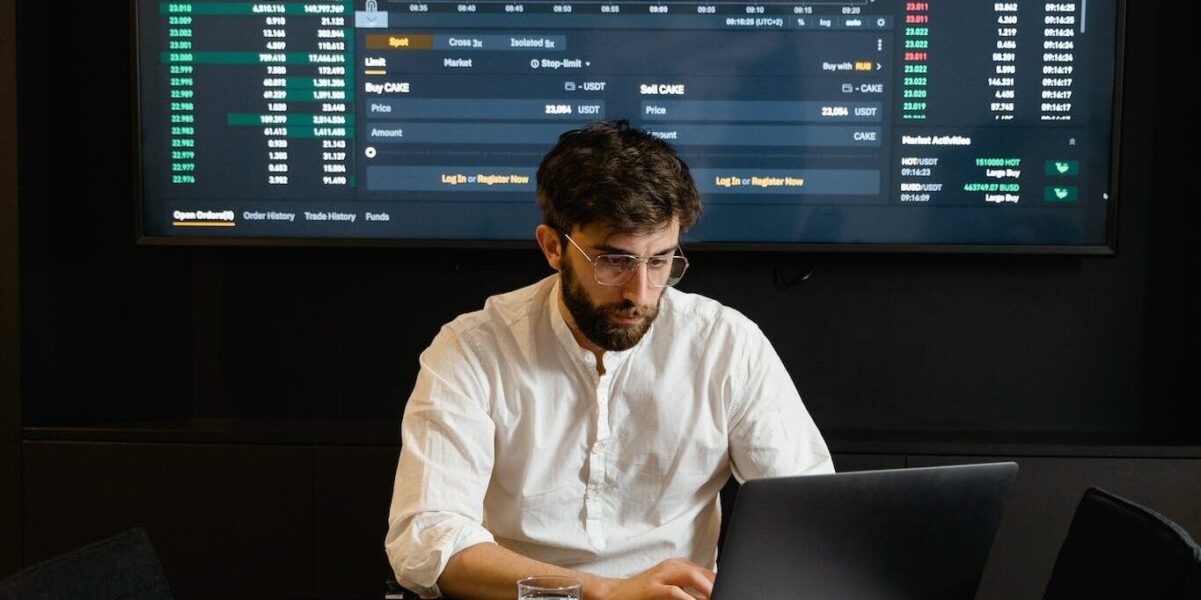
442,275,554,342
661,287,762,336
655,289,774,378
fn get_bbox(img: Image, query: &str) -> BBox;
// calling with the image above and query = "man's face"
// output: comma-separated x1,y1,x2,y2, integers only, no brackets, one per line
558,221,681,352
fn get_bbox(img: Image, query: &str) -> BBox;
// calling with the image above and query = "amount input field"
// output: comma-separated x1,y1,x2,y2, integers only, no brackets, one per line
365,122,590,144
646,124,882,146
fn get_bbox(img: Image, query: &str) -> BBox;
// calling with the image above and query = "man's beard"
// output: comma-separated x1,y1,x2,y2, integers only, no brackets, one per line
560,256,660,351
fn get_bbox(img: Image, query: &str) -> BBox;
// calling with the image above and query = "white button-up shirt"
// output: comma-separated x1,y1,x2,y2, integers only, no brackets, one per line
386,275,832,597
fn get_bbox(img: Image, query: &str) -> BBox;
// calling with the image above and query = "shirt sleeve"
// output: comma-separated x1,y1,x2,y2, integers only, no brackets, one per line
726,321,834,482
385,326,497,598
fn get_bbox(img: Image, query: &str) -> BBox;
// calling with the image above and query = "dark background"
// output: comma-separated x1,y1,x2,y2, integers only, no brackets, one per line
13,1,1196,438
2,1,1199,598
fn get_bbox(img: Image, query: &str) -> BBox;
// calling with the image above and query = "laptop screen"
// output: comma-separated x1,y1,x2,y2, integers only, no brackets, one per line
713,462,1018,600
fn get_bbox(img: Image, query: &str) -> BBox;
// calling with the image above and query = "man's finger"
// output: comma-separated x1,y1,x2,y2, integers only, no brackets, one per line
657,564,715,598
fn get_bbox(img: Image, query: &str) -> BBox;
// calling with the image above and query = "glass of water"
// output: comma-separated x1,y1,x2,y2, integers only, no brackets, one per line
516,575,582,600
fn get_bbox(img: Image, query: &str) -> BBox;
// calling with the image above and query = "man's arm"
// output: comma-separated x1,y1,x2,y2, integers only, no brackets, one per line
386,327,500,597
727,321,833,480
440,542,716,600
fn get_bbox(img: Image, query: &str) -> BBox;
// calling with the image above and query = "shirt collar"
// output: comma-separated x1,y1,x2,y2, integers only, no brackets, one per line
547,275,655,373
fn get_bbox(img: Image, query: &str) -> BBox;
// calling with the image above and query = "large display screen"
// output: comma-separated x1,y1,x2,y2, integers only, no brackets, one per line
136,0,1123,251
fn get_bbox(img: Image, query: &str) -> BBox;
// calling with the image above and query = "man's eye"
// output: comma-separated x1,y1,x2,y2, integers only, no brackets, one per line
647,257,670,269
599,255,634,269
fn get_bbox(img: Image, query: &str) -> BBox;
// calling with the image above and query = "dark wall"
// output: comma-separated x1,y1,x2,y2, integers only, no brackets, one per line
13,2,1198,441
1,0,21,576
1142,1,1201,442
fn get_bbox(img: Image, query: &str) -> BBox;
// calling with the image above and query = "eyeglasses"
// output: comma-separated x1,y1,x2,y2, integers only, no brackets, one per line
563,233,689,288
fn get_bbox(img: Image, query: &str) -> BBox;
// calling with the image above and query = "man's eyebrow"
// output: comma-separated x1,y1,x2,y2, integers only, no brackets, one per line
593,243,677,256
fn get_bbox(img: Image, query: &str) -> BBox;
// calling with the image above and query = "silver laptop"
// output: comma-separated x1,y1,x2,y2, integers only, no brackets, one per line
712,462,1018,600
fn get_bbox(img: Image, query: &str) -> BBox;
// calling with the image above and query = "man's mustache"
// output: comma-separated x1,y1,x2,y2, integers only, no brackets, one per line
604,302,655,319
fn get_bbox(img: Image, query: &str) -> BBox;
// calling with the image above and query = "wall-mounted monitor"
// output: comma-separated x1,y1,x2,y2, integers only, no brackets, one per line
135,0,1123,252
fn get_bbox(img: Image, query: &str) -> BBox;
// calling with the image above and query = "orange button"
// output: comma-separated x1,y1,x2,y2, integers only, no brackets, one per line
365,34,433,50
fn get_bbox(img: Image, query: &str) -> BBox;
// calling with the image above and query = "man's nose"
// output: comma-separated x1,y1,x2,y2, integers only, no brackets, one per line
621,262,654,306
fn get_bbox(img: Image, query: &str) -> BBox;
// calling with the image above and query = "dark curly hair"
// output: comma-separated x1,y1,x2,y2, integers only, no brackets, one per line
536,120,701,236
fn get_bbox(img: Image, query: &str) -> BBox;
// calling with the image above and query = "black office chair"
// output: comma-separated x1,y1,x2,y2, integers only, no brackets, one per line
0,527,173,600
1042,486,1201,600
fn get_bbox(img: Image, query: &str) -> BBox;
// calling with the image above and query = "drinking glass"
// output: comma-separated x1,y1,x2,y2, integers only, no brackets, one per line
516,575,582,600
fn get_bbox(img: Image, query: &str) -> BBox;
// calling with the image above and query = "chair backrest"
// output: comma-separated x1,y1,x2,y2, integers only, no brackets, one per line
1043,487,1201,600
0,527,173,600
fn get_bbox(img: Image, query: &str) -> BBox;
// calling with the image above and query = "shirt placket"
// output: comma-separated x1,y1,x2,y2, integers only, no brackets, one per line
584,369,611,550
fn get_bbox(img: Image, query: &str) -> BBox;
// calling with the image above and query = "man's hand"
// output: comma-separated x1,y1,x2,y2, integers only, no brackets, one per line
594,558,716,600
437,543,715,600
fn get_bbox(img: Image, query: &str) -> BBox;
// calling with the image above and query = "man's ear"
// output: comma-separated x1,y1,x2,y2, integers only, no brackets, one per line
535,224,563,271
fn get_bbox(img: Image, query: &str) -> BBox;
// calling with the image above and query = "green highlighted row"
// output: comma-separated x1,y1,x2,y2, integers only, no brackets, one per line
227,113,356,126
221,125,354,138
167,89,354,101
161,51,351,66
161,2,350,16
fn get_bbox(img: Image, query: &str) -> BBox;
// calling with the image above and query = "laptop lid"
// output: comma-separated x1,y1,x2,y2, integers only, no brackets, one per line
712,462,1018,600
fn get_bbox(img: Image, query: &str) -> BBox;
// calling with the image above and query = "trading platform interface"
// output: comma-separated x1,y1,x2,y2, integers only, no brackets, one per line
138,0,1120,248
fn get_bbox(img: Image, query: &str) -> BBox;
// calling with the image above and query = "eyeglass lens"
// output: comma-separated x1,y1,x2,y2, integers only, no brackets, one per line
594,255,687,287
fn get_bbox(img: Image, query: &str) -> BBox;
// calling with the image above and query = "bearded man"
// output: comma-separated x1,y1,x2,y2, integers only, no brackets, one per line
385,120,831,600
